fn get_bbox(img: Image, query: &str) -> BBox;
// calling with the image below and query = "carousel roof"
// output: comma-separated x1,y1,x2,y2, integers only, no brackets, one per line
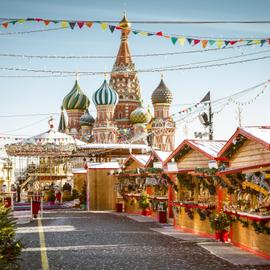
5,120,85,157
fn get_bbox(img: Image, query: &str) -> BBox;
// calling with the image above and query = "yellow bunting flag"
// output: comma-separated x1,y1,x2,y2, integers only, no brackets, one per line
178,37,186,46
101,23,107,30
86,22,93,28
139,31,148,36
18,19,25,23
61,21,68,28
253,40,261,45
201,40,208,48
216,39,223,48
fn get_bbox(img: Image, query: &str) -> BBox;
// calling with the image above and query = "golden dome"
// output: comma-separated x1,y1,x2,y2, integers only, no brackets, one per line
119,14,131,29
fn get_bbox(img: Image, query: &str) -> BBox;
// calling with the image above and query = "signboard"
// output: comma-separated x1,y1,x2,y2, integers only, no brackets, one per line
167,162,178,172
153,162,162,169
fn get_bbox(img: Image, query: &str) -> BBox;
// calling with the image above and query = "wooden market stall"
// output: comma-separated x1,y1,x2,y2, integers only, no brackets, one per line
163,139,226,237
217,126,270,258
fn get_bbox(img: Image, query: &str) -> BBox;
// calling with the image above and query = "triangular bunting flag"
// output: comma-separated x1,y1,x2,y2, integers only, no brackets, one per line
253,40,261,45
260,40,266,46
132,31,139,35
115,26,122,30
86,22,93,28
224,41,230,46
171,37,178,45
147,33,154,36
268,39,270,45
77,21,84,28
216,39,223,48
52,20,59,24
2,22,8,28
44,20,50,26
156,31,163,36
61,21,68,28
209,40,215,46
229,40,237,45
34,18,42,22
69,22,76,29
187,38,193,45
139,31,148,36
193,39,200,46
18,19,25,23
178,37,185,46
164,35,170,39
11,20,17,25
101,23,107,30
109,25,115,33
201,40,208,48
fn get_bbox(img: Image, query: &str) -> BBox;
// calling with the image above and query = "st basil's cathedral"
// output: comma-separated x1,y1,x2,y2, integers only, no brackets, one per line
60,15,175,152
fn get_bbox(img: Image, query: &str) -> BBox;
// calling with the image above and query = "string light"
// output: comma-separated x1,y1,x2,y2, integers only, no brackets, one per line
0,54,270,77
0,44,255,59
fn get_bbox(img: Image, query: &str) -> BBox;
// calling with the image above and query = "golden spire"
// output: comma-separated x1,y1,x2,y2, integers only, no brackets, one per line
119,12,131,29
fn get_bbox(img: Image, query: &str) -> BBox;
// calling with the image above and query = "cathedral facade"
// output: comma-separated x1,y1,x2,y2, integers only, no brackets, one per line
60,15,175,152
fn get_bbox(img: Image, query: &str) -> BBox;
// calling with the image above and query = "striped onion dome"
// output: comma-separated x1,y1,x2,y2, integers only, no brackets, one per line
62,80,90,110
80,109,95,126
130,105,151,124
151,78,173,104
92,79,119,106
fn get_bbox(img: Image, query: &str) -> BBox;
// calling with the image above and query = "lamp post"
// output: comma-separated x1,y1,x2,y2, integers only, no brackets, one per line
3,159,13,192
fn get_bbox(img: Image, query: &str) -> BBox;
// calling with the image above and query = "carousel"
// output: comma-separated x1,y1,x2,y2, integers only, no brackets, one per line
5,117,85,201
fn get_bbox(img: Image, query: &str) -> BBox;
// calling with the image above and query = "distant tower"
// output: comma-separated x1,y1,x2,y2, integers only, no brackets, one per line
58,106,67,133
130,103,152,144
62,80,90,137
109,14,141,128
151,76,175,151
80,109,95,142
92,79,119,143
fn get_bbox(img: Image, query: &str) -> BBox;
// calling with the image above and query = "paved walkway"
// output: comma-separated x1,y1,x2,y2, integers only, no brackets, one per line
17,210,270,270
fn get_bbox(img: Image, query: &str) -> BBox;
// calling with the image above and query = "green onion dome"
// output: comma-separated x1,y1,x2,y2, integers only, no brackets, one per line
80,109,95,126
62,80,90,110
92,79,119,106
151,78,173,104
130,105,151,124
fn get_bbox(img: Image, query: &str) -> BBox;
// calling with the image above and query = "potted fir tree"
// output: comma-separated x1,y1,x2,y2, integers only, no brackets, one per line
138,192,150,216
209,212,233,242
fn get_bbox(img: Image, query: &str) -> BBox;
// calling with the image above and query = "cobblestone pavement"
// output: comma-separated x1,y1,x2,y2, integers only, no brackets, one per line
17,210,270,270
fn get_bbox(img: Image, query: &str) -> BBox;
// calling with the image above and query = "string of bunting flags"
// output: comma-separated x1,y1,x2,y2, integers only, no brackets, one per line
1,17,270,48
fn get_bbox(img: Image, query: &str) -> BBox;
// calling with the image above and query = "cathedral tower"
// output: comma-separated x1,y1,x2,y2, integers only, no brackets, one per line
151,76,175,151
92,79,119,143
109,14,141,128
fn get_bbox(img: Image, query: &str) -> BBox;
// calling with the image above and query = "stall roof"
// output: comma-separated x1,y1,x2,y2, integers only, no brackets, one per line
164,139,226,164
124,154,151,168
87,162,120,170
154,151,172,162
218,126,270,157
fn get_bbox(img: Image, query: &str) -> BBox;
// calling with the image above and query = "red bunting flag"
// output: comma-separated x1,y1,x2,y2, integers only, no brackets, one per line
193,39,200,46
229,41,237,45
115,26,122,30
156,31,163,36
44,20,50,26
77,21,84,28
85,22,93,28
268,39,270,45
2,22,8,28
35,18,43,22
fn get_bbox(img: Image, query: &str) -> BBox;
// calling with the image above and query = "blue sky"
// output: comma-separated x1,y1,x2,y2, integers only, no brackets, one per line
0,0,270,145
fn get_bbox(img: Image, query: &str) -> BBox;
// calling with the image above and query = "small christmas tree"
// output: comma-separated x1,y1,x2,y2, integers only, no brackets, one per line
0,204,23,269
79,182,87,209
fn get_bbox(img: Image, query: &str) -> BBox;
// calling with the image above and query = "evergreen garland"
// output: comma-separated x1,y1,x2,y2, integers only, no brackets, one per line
177,174,195,191
251,220,270,235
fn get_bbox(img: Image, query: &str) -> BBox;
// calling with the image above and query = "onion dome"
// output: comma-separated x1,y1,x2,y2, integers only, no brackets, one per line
151,77,173,104
80,109,95,126
119,14,131,29
130,105,151,124
92,79,119,106
62,80,90,110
